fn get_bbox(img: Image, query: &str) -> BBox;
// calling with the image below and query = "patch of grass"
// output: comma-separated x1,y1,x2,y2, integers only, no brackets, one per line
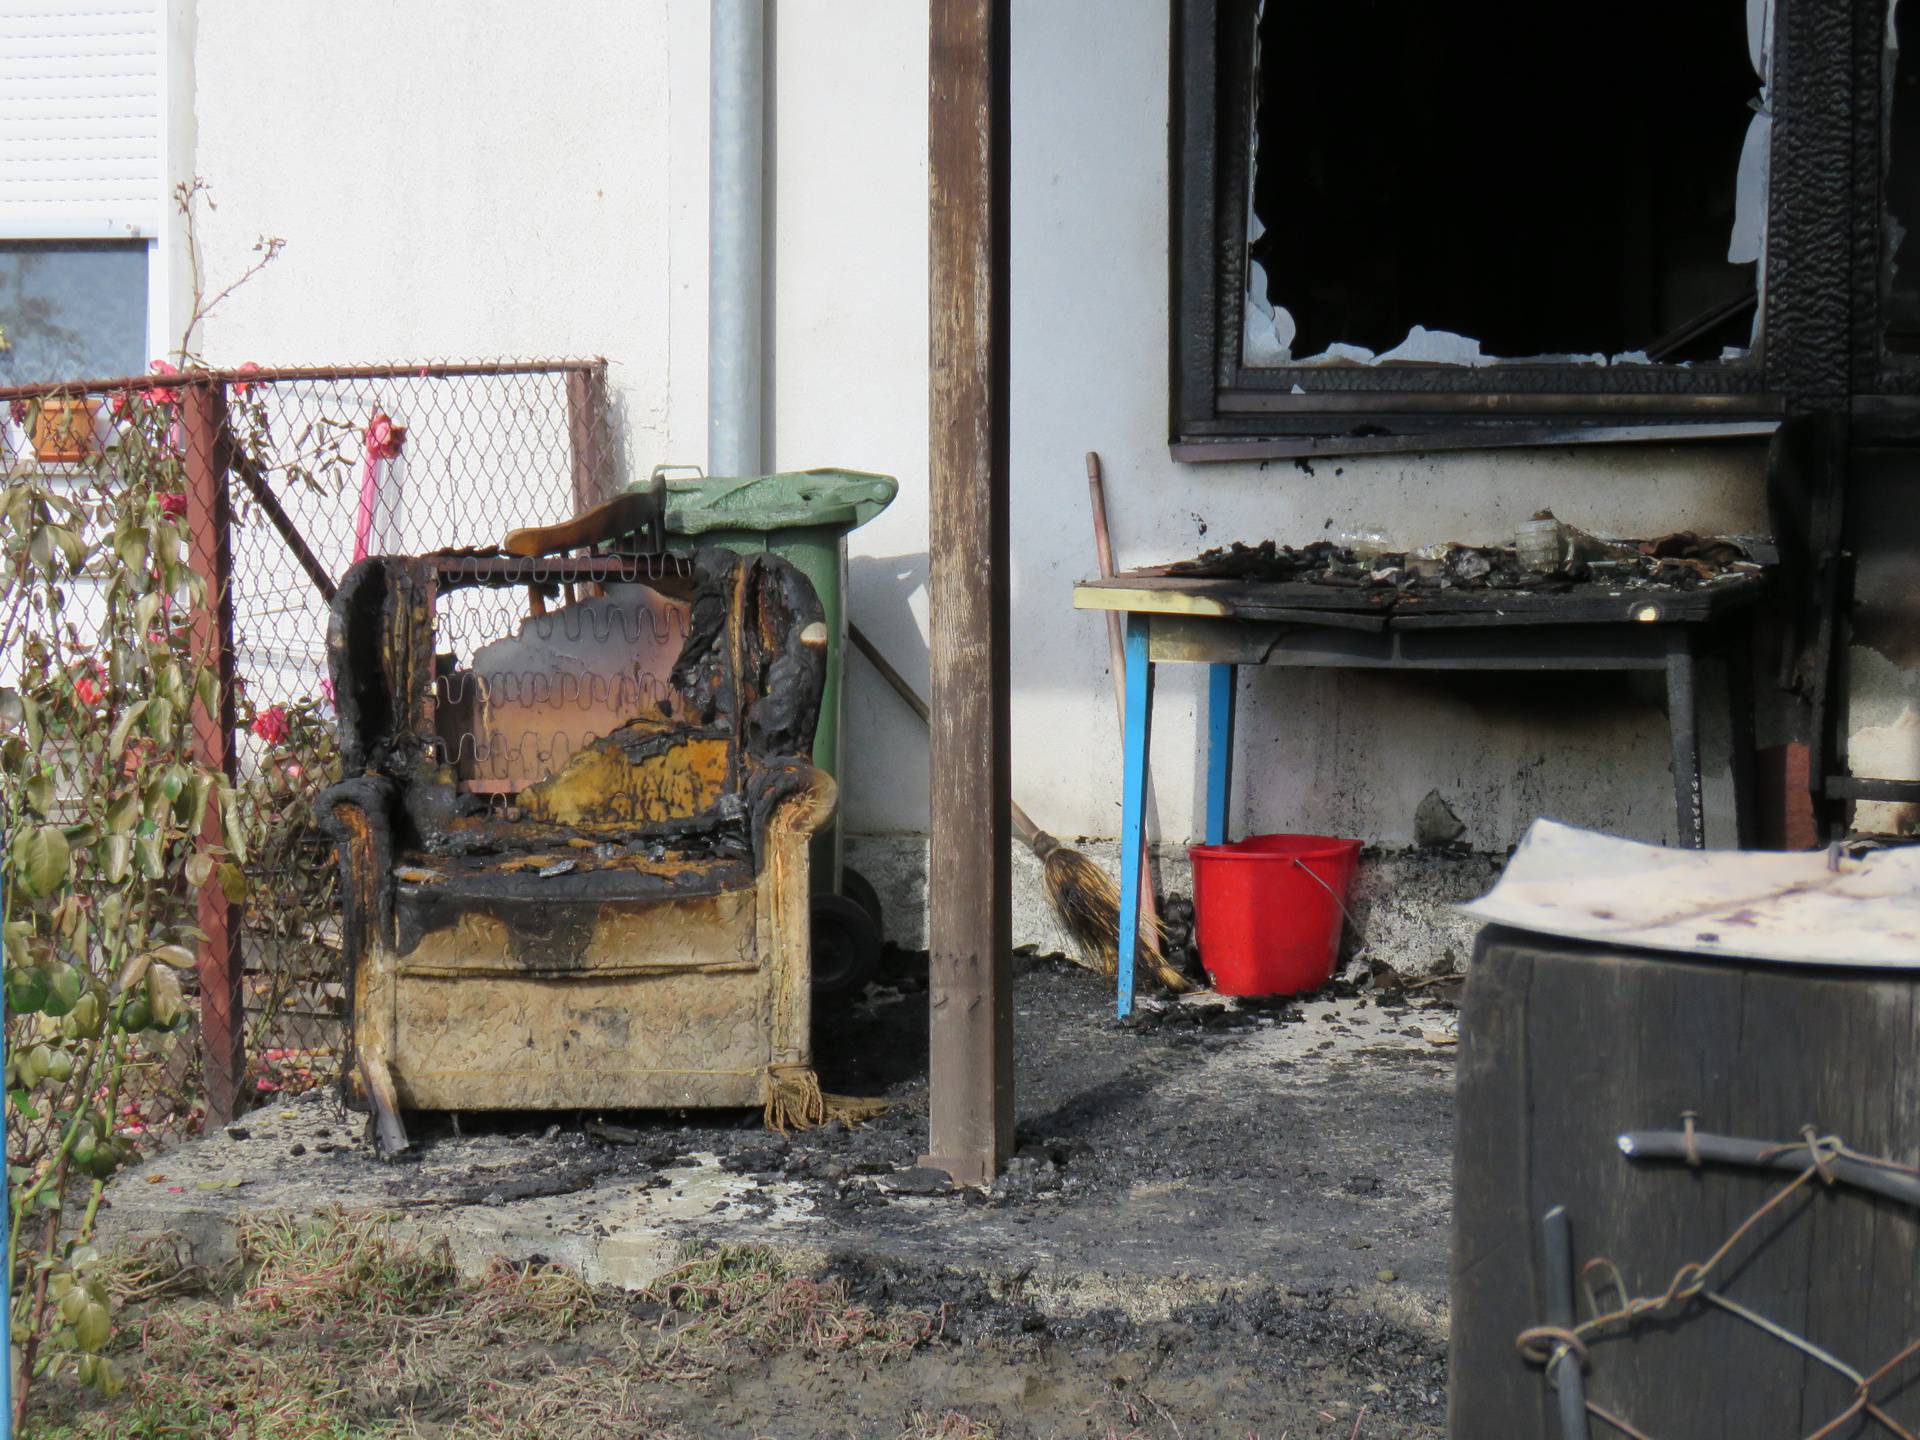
30,1386,370,1440
23,1222,933,1440
641,1244,943,1375
901,1411,999,1440
462,1256,601,1342
98,1234,216,1308
236,1208,457,1324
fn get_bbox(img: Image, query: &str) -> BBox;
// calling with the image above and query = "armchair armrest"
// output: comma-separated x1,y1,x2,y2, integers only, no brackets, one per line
757,763,837,1072
316,775,399,959
747,759,837,869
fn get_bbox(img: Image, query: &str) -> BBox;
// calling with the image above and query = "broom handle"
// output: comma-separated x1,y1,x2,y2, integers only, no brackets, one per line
1086,452,1162,933
848,622,1047,851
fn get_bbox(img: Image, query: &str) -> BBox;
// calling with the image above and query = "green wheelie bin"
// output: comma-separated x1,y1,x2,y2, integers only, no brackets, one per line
654,468,898,993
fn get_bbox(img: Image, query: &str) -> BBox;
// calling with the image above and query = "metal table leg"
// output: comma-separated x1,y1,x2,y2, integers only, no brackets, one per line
1666,631,1705,849
1205,663,1237,846
1727,630,1759,849
1116,613,1155,1018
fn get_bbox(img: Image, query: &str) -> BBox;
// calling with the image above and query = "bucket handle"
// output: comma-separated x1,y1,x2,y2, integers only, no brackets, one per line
1289,855,1359,933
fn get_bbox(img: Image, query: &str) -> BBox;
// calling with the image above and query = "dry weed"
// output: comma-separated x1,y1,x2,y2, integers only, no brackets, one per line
27,1227,940,1438
236,1209,456,1324
639,1244,943,1377
902,1411,999,1440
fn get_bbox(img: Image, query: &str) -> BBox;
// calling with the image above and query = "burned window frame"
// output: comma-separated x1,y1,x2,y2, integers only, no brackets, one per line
1170,0,1904,461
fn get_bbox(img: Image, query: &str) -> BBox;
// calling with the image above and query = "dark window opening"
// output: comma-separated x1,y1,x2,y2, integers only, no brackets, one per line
1886,0,1920,355
1245,0,1762,367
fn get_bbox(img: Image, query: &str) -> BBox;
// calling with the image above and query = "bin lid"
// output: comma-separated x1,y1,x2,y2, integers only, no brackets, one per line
1460,818,1920,969
660,469,898,536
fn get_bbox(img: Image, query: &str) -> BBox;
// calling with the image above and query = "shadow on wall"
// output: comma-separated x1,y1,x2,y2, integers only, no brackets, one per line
842,551,934,835
844,553,1738,853
847,551,930,678
1230,662,1739,850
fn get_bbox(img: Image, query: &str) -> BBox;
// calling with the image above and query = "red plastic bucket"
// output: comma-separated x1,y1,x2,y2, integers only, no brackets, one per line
1186,833,1362,997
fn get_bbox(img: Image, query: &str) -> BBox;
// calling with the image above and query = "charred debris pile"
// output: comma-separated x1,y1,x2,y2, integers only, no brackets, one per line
1167,512,1765,595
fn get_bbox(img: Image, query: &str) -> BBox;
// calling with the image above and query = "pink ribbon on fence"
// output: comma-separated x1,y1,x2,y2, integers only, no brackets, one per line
352,409,406,563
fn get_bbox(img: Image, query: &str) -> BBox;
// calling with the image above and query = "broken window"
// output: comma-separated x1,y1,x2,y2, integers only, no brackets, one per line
1244,0,1768,368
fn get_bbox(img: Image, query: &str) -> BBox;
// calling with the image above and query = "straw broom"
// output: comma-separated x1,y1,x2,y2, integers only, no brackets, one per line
848,624,1188,991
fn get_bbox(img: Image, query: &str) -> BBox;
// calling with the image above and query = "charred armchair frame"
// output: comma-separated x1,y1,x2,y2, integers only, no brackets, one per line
320,528,836,1155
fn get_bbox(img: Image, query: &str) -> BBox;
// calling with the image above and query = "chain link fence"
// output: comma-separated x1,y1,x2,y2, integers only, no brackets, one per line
1,359,615,1124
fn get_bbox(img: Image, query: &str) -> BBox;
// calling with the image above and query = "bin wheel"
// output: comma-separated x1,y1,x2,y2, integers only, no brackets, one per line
811,892,882,996
840,866,885,933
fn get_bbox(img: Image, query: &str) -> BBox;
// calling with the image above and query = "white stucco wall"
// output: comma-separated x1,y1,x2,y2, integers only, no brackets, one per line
190,0,683,474
183,0,1773,858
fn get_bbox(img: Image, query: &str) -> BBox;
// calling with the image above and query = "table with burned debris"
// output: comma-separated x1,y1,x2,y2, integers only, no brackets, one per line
1073,570,1767,1015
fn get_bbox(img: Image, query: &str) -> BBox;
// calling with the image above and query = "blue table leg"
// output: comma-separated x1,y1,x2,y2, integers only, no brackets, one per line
1116,614,1154,1018
1205,663,1237,846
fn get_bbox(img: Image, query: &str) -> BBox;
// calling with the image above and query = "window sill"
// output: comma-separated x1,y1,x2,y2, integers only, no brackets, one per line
1170,415,1783,463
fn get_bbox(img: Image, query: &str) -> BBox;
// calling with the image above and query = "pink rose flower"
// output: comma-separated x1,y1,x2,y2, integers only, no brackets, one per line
140,360,181,409
250,705,291,745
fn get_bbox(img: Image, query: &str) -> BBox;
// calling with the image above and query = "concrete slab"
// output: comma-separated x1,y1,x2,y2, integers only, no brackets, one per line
99,958,1460,1339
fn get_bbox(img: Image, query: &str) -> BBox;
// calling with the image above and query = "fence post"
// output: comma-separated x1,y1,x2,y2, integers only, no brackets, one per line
566,367,608,515
182,381,246,1124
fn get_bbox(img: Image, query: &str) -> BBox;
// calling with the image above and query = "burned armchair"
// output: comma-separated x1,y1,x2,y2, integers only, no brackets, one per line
318,519,835,1155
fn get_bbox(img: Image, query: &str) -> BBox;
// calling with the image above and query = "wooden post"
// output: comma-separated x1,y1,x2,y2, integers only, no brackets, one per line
924,0,1012,1185
566,367,608,516
182,383,246,1124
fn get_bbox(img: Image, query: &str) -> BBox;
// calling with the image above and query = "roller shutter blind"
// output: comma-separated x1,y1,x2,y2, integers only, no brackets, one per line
0,0,164,239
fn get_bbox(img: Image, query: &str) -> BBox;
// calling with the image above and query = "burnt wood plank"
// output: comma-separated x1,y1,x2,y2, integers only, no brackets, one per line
1075,573,1396,613
1391,578,1766,625
1449,930,1548,1435
1076,571,1768,627
1453,929,1920,1436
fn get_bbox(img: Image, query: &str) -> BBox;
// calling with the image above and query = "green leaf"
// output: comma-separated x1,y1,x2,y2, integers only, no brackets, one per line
147,966,183,1027
115,953,150,993
14,824,70,898
21,772,53,815
216,862,246,904
134,833,164,881
47,525,84,570
183,853,214,888
108,700,150,760
99,834,131,884
42,963,84,1017
74,1300,109,1353
104,790,141,835
148,943,195,969
4,965,46,1015
220,793,248,865
145,695,175,745
186,772,214,832
114,527,148,576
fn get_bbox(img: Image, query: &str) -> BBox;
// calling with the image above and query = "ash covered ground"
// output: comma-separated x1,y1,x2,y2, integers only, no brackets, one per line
108,953,1461,1436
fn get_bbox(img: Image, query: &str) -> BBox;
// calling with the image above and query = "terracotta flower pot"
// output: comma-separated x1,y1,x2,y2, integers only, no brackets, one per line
31,397,98,463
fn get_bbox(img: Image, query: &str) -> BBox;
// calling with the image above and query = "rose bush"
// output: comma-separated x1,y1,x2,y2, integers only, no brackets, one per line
1,380,247,1418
